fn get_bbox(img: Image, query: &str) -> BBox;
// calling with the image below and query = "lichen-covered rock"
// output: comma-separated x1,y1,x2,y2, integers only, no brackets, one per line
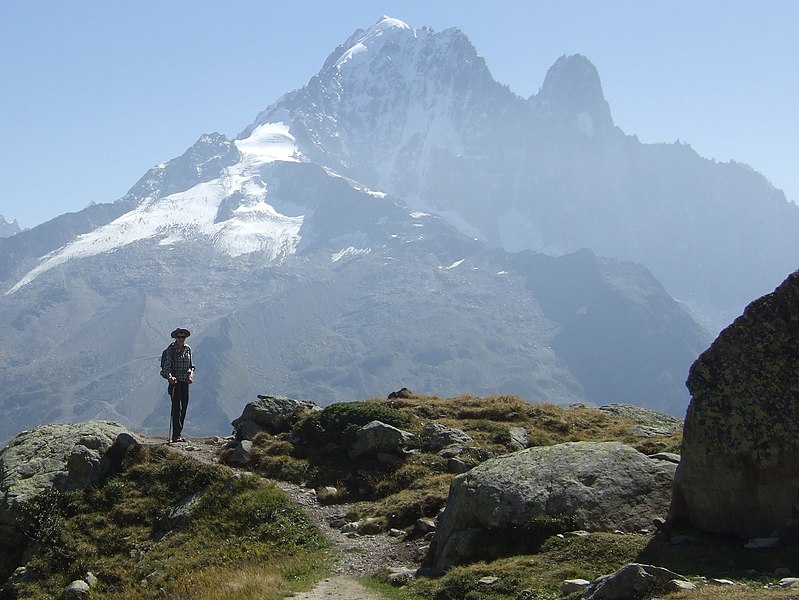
427,441,676,572
420,422,472,451
669,270,799,538
232,394,320,439
599,403,682,434
0,421,135,527
349,421,415,457
0,421,136,583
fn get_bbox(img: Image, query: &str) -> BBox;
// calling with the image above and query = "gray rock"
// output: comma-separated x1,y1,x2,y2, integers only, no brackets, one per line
446,458,472,473
83,572,98,588
315,486,339,503
507,426,529,450
416,517,437,533
667,579,697,592
224,440,253,466
562,578,591,593
649,452,680,464
779,578,799,588
598,404,682,433
349,421,414,458
669,270,799,538
420,423,472,451
0,421,135,528
60,579,91,600
232,394,320,439
427,441,676,572
387,567,417,586
159,489,207,530
584,563,686,600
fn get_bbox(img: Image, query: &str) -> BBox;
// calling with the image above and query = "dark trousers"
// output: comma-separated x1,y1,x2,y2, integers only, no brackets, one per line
170,381,190,440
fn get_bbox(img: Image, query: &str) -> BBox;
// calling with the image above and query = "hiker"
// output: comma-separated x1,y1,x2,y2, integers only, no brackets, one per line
160,327,195,443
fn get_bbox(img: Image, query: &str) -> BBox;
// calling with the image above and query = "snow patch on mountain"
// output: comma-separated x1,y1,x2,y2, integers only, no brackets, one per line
331,246,372,263
334,16,412,71
6,123,303,295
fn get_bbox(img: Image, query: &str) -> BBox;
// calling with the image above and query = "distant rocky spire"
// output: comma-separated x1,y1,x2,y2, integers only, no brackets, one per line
0,214,21,238
535,54,614,137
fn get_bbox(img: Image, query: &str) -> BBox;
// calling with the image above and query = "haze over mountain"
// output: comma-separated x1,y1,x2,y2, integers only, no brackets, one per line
1,16,790,444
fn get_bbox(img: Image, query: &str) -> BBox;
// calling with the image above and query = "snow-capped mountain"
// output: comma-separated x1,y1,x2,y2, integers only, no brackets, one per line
3,15,776,444
252,17,799,329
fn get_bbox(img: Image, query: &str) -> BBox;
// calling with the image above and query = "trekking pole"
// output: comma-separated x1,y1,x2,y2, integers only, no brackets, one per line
168,382,174,443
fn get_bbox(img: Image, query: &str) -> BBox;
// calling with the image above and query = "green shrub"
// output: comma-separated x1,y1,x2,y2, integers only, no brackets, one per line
294,401,412,450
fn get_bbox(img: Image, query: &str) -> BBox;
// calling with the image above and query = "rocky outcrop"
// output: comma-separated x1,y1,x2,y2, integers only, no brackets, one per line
598,403,683,436
582,563,689,600
0,421,136,583
232,394,320,440
669,269,799,538
349,421,415,458
419,422,472,451
427,441,676,572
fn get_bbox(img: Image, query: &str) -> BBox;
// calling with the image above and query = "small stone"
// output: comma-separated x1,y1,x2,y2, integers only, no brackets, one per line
315,486,339,503
416,517,437,533
60,580,90,600
340,521,359,533
779,578,799,588
387,567,416,586
667,579,697,591
478,576,498,585
709,578,736,586
564,530,590,537
561,578,591,593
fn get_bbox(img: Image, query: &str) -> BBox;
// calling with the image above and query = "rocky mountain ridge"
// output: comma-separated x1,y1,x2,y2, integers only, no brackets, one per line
252,17,799,326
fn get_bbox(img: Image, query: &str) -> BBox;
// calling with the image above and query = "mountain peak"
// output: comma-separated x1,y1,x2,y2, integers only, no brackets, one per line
323,15,414,73
536,54,613,136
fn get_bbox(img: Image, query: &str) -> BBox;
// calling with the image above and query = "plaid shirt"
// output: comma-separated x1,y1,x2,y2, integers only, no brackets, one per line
161,342,194,382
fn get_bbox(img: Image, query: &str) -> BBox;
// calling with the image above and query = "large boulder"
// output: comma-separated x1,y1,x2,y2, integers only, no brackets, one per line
349,421,415,458
427,441,676,572
419,422,472,451
232,394,320,440
0,421,136,582
669,270,799,538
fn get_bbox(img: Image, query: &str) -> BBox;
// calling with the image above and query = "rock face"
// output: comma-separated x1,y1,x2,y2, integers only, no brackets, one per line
427,441,676,572
669,270,799,538
0,421,136,582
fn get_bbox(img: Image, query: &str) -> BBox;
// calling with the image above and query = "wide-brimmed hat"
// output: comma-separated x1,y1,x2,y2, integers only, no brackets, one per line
170,327,191,339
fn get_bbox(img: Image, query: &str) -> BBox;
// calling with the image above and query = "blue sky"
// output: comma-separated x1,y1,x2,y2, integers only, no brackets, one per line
1,1,797,229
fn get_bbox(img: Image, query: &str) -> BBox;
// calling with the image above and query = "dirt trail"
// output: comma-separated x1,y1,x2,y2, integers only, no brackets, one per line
147,435,424,599
287,575,383,600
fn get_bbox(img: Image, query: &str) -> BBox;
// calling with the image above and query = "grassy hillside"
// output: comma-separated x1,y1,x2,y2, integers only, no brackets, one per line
9,394,799,599
9,444,329,600
229,394,799,600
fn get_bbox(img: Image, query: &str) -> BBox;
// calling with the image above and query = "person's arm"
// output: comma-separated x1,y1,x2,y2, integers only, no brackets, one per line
187,348,195,383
